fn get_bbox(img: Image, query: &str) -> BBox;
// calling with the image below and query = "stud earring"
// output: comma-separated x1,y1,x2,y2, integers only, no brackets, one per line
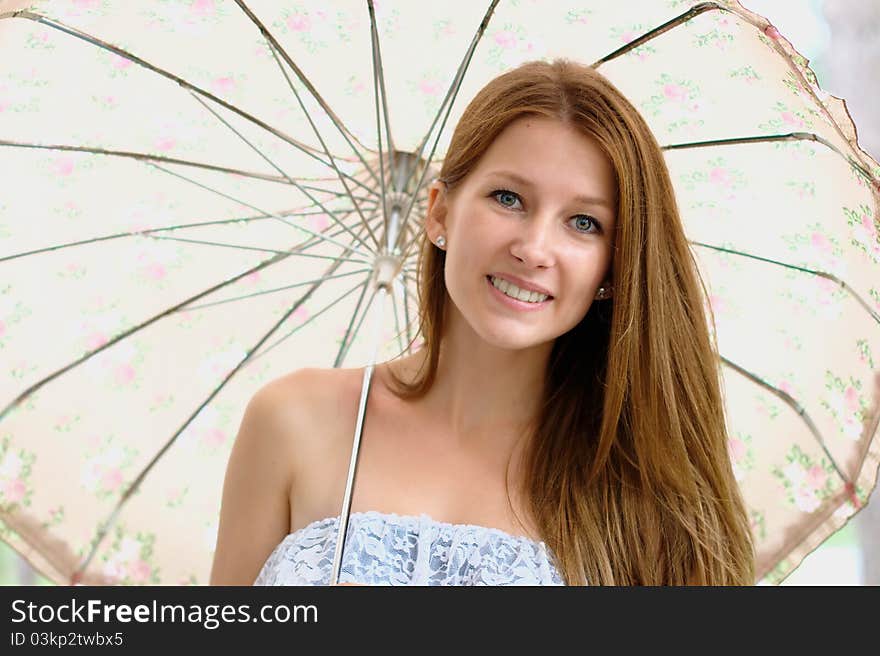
435,235,446,249
597,285,612,300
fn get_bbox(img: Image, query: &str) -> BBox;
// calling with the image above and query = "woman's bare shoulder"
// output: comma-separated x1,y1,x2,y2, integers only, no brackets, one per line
250,366,364,452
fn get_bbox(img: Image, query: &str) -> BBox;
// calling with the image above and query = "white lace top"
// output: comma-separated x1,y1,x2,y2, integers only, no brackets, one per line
253,510,566,586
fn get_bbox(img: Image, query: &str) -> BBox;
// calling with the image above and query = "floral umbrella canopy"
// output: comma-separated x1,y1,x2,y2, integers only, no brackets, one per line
0,0,878,586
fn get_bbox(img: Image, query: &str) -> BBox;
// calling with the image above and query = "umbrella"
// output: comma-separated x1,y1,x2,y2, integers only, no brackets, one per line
0,0,878,586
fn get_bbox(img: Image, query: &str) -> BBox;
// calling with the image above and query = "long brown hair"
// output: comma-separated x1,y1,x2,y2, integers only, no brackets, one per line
388,59,755,585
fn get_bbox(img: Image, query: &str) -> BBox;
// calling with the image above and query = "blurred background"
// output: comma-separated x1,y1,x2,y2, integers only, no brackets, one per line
1,0,878,585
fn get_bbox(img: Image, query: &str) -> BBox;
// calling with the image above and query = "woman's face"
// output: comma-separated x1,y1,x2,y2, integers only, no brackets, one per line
425,115,617,351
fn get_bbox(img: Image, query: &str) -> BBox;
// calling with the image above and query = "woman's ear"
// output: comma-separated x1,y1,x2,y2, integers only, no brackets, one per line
424,179,449,242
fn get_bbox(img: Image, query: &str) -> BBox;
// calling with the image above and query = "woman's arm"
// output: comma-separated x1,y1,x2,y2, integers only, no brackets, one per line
209,377,301,586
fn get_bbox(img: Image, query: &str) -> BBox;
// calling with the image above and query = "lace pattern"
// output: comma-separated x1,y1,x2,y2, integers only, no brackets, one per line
253,510,566,586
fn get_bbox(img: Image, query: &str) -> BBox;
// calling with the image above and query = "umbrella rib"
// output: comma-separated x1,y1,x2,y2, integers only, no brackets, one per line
244,212,383,371
368,1,397,160
690,240,880,325
201,88,379,203
367,0,396,195
144,234,370,265
0,205,375,424
720,355,857,497
388,278,407,357
0,11,363,178
367,0,391,249
178,266,370,312
0,139,371,198
187,90,380,253
69,209,381,581
337,286,381,368
404,0,502,183
243,279,371,371
400,276,415,355
721,3,880,182
72,274,370,582
146,162,374,258
393,0,503,257
722,353,870,584
591,1,721,67
262,43,383,252
0,249,295,425
588,0,880,186
333,281,374,368
662,132,879,186
0,208,368,264
230,0,381,185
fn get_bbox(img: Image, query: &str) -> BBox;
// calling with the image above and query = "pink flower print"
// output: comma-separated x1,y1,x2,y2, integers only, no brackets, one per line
419,78,441,96
494,30,517,49
862,213,877,238
663,84,687,103
806,465,827,490
191,0,215,16
292,305,310,324
145,262,167,280
709,167,732,187
101,467,123,492
54,157,75,176
728,438,746,461
155,136,176,151
844,386,860,412
811,232,830,252
287,14,311,32
203,428,227,448
244,271,262,286
114,363,136,385
816,276,836,303
708,294,725,314
764,25,780,41
309,213,330,232
86,332,109,350
212,76,235,95
111,53,132,70
621,31,635,43
3,478,26,504
779,380,794,396
795,487,821,512
128,559,152,583
781,111,804,128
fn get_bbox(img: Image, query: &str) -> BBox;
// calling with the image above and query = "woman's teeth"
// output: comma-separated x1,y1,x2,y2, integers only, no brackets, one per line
489,276,549,303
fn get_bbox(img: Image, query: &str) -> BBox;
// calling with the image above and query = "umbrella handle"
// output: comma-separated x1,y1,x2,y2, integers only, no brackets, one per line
328,287,388,585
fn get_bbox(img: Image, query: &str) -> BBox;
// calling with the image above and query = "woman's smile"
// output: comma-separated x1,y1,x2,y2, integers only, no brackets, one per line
486,274,553,312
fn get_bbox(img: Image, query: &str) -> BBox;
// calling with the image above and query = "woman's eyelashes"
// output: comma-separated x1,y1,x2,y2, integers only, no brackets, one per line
488,188,602,234
491,188,523,210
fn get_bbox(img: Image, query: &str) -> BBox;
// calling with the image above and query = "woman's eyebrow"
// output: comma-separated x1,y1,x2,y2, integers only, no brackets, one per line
484,170,614,209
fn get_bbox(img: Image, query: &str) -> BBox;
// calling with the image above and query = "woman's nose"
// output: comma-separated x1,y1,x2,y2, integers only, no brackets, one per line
509,215,556,268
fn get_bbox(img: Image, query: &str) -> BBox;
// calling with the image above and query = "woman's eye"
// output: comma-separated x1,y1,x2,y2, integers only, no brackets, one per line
570,215,600,234
491,189,521,209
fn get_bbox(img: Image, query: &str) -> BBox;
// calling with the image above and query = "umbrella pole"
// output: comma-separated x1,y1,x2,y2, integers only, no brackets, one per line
329,285,389,585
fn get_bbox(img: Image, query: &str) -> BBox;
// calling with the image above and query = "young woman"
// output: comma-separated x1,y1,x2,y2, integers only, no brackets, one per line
209,58,756,586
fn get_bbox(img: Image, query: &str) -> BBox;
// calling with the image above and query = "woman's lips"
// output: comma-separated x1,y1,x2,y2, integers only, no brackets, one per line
486,275,552,312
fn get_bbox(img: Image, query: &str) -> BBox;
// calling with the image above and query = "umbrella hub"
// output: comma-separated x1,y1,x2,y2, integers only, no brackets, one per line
372,252,403,291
